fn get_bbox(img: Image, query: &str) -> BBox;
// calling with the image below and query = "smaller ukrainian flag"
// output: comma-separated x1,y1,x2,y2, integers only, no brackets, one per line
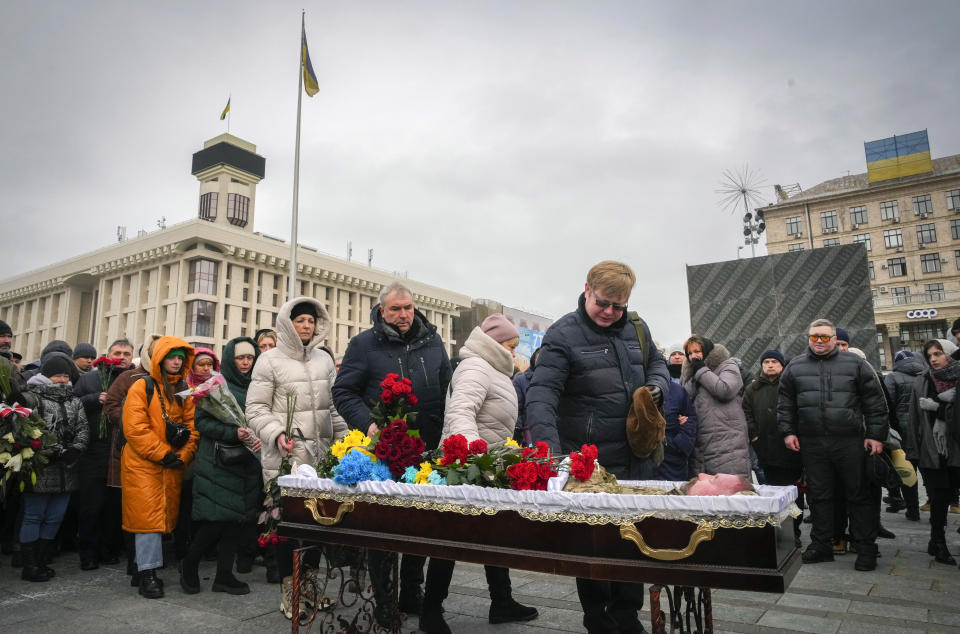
220,97,231,121
302,28,320,97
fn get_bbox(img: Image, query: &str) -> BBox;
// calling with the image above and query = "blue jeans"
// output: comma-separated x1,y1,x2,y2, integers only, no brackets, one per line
135,532,163,572
20,492,71,543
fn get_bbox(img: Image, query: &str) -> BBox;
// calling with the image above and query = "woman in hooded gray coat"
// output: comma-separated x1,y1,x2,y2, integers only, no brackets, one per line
681,335,751,478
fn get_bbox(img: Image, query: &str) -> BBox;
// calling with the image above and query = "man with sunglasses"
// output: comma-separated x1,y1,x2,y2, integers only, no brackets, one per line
526,260,669,634
777,318,888,571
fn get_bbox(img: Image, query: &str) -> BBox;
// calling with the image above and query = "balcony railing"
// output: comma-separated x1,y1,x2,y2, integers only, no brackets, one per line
873,289,958,308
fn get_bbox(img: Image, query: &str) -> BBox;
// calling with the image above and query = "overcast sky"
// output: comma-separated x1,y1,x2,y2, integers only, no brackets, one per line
2,1,959,347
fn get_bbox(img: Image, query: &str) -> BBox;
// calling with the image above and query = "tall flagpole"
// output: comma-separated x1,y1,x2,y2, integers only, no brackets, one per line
288,12,305,302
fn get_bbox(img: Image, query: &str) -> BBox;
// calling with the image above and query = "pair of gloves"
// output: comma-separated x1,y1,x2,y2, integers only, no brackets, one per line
919,388,956,458
688,357,706,374
159,452,184,469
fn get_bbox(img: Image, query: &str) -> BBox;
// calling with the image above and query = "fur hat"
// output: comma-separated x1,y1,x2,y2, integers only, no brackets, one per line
481,314,520,343
73,342,97,360
835,327,850,343
625,386,666,461
760,349,785,367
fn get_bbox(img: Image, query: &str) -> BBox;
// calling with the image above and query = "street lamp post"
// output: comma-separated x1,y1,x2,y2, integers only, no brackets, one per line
742,209,766,257
737,246,744,259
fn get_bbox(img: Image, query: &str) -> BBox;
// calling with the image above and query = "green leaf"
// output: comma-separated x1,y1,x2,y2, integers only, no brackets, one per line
407,429,421,438
466,464,481,483
474,454,495,470
30,471,36,485
446,469,461,486
19,480,24,492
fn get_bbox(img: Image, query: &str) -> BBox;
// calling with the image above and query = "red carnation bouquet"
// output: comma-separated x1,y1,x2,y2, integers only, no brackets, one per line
569,444,598,482
505,442,558,491
369,373,418,428
92,356,124,439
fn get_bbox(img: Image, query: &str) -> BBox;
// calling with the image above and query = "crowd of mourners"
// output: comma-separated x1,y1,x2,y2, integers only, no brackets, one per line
0,259,957,634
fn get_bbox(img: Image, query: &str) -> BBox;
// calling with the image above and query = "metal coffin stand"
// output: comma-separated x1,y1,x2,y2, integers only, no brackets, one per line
280,495,800,633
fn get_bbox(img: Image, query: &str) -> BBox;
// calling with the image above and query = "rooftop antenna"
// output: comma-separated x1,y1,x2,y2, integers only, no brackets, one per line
117,226,127,242
367,248,373,267
156,216,167,230
347,241,352,262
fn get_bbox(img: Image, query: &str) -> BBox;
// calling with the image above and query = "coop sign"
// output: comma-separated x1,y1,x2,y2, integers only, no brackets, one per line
906,309,938,319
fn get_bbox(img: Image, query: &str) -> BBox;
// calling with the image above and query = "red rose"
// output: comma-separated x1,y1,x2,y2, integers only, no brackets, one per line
381,389,394,403
407,394,419,406
536,462,553,481
390,418,408,434
400,435,417,454
467,439,488,455
380,373,400,389
400,382,412,395
30,440,41,450
409,436,425,455
401,377,412,387
375,443,391,459
380,427,395,443
387,445,403,463
441,434,468,465
392,382,405,396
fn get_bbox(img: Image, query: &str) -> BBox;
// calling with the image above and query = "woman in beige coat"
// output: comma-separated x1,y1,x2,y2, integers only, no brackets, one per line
246,296,347,591
420,315,538,633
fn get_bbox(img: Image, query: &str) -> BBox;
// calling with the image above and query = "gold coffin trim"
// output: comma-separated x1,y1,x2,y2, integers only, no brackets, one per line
304,498,355,526
619,523,715,561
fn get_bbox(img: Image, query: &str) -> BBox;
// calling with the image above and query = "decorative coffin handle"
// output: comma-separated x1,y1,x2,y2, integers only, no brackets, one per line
304,498,354,526
619,523,715,561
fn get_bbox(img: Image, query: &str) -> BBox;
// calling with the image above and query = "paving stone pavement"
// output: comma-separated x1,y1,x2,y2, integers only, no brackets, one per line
3,508,960,632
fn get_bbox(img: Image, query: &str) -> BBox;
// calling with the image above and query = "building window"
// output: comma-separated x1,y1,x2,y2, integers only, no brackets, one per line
241,307,248,322
880,200,899,220
788,243,804,252
921,252,942,273
188,259,218,294
186,300,216,337
820,210,838,232
917,223,937,245
852,233,872,251
824,238,841,247
273,275,280,290
925,283,945,302
784,217,802,235
892,286,910,305
198,192,218,221
913,194,933,216
951,220,960,240
887,257,907,277
242,287,248,302
243,268,250,284
956,250,960,270
867,261,875,280
948,189,960,211
883,228,903,248
849,206,867,226
226,193,250,227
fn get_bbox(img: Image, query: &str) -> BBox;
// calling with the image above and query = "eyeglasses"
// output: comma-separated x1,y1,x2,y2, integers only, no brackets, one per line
808,334,834,343
593,297,628,313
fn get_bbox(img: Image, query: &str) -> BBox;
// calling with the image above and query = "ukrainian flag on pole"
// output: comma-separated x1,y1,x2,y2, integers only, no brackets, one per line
301,21,320,97
864,130,933,183
220,97,231,120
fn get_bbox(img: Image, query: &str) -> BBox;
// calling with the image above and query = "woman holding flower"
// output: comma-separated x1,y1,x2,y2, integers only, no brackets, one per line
247,297,347,602
180,337,262,596
419,315,538,633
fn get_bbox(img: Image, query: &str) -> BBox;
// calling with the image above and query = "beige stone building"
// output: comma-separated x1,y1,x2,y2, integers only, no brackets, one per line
0,134,471,361
762,153,960,368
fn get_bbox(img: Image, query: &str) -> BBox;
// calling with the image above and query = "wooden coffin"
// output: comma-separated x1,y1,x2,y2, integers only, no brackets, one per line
279,480,801,594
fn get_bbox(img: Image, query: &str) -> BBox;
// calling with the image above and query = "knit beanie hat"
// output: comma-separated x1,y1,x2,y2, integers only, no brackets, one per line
290,302,318,320
0,320,11,336
73,342,97,360
666,343,685,360
481,314,520,343
952,318,960,336
42,352,76,380
234,341,256,358
835,327,850,343
166,349,186,360
760,349,785,367
894,350,914,363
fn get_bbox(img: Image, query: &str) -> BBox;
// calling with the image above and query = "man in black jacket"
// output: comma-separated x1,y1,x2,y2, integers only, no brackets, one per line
778,318,888,571
73,338,133,569
526,261,670,634
744,349,803,545
332,282,452,631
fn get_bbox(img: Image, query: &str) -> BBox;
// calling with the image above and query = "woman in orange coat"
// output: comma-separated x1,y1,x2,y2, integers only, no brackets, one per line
121,336,199,599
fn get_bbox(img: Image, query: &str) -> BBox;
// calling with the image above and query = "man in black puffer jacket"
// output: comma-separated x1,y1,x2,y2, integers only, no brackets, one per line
73,338,134,570
883,350,925,519
526,261,669,634
332,281,451,630
778,318,888,571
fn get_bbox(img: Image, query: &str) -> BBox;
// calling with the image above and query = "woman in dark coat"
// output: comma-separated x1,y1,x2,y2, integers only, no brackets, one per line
179,337,262,595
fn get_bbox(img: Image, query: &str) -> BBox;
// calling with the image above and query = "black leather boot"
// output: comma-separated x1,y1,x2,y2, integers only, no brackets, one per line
139,568,165,599
36,539,56,579
487,566,539,624
929,540,957,565
419,605,451,634
20,542,48,582
264,545,281,584
854,542,878,571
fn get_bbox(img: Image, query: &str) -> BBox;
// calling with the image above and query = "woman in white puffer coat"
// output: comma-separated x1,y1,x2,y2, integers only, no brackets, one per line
421,315,539,632
247,296,347,482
